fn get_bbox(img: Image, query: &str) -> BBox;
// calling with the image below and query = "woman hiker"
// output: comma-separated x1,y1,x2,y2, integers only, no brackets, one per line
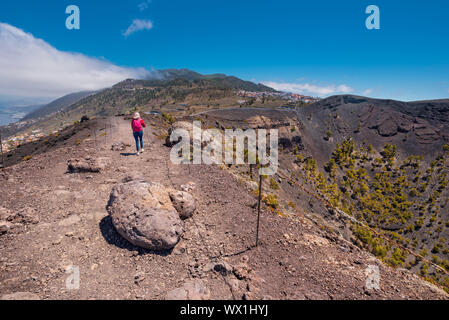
131,112,146,155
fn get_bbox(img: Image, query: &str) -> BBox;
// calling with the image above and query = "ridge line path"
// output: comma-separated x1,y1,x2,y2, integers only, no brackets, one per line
0,117,447,300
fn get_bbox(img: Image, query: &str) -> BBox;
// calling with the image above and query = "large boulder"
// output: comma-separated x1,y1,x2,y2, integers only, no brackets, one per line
67,157,112,173
169,190,196,220
107,181,183,250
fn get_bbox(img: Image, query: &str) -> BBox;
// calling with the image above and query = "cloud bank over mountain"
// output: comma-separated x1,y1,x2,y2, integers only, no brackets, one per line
262,81,353,97
0,23,151,100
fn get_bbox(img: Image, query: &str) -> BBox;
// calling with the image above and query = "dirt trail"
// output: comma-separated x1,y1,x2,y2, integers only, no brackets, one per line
0,117,447,300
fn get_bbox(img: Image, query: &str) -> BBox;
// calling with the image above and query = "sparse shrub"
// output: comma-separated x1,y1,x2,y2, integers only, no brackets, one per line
270,178,280,190
409,188,420,197
381,144,397,165
389,248,407,267
296,154,304,163
432,243,442,254
275,209,287,218
263,194,278,209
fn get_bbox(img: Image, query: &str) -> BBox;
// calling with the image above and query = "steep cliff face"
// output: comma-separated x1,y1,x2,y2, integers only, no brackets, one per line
296,95,449,164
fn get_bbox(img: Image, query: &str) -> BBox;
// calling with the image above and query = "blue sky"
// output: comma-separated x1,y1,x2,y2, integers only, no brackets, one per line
0,0,448,103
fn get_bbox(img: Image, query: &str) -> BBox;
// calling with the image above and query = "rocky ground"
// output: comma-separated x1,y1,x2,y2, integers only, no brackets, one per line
0,117,447,300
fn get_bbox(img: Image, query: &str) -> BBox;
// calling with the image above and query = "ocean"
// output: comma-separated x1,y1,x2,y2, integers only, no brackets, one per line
0,106,36,126
0,110,15,126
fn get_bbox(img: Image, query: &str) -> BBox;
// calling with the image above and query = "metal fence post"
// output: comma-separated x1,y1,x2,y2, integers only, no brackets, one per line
256,174,263,247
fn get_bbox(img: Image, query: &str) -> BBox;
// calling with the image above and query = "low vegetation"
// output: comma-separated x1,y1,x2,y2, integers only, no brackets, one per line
295,140,449,291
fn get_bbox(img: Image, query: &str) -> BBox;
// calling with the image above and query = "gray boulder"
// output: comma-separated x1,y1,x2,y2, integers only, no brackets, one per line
169,190,196,220
107,181,183,250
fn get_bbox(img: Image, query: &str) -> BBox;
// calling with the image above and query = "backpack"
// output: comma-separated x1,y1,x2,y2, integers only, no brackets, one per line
132,119,142,131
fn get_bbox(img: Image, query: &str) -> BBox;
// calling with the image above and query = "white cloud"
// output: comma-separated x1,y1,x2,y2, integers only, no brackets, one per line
122,19,153,37
138,0,152,11
262,81,353,97
0,23,150,100
363,89,373,96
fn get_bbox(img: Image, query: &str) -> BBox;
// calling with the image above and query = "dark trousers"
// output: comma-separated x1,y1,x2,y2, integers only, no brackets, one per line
133,130,143,151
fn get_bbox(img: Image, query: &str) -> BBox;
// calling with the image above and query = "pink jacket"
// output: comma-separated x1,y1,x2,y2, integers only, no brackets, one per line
131,119,146,132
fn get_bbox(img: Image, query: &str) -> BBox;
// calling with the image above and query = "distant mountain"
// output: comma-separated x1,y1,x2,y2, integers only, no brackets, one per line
21,91,95,121
23,69,274,122
134,68,276,92
297,94,449,163
154,69,206,81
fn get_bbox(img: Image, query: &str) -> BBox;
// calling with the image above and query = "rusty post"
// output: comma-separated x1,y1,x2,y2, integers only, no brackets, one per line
256,173,263,247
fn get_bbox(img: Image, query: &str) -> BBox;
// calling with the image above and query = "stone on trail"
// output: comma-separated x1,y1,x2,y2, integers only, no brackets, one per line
111,142,131,151
122,171,144,183
165,121,193,147
0,207,12,220
67,157,112,173
107,181,184,251
169,190,196,220
180,182,196,192
0,221,12,235
205,260,234,276
0,206,39,225
165,280,210,300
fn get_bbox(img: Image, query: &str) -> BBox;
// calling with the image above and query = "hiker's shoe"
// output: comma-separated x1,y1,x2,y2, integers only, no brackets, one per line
137,151,140,156
141,149,144,153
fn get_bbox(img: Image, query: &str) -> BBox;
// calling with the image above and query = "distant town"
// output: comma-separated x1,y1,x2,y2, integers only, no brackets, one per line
237,90,320,104
1,126,45,153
